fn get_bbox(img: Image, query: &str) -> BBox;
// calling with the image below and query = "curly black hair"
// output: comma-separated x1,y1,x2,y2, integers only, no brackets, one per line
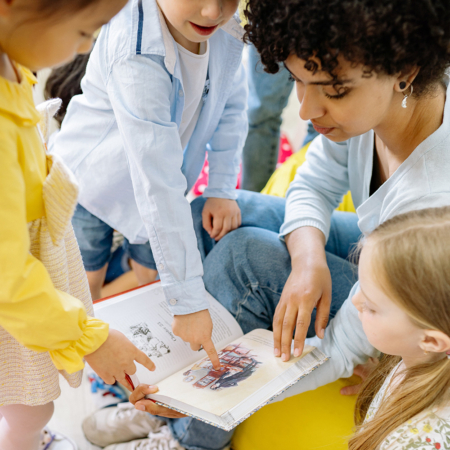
244,0,450,96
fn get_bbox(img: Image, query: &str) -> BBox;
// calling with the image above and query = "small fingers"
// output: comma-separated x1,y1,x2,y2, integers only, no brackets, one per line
210,215,224,240
135,400,187,418
190,342,202,351
215,216,232,241
129,384,158,404
202,210,213,235
340,383,362,396
134,351,156,372
203,339,221,370
95,371,116,385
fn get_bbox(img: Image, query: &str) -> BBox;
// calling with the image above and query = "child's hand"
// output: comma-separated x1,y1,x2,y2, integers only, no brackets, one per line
340,358,380,396
202,198,241,241
172,310,221,370
85,329,155,390
130,384,187,418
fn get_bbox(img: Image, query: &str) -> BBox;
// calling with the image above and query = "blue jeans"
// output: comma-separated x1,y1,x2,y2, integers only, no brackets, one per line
166,191,360,450
242,45,319,192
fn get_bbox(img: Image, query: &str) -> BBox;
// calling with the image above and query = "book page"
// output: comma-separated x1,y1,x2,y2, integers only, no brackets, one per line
94,283,243,384
152,329,315,417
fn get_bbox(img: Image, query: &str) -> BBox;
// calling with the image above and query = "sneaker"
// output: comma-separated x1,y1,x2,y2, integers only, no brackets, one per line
87,372,128,409
39,428,78,450
82,402,164,447
103,425,185,450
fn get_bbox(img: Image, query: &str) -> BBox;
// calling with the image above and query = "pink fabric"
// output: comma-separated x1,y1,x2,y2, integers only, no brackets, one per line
0,403,54,450
191,133,294,196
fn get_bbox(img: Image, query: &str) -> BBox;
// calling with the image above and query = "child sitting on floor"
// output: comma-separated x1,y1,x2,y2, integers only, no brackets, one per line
349,206,450,449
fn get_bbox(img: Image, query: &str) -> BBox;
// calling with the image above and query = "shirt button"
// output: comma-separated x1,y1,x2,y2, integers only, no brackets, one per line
158,264,164,271
179,90,184,97
169,298,178,306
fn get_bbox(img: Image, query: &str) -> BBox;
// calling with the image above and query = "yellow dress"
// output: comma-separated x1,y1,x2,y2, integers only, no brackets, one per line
0,65,109,406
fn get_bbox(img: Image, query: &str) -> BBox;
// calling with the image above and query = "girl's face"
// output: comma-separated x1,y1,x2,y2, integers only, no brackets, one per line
157,0,239,52
0,0,126,71
284,54,403,142
352,243,425,359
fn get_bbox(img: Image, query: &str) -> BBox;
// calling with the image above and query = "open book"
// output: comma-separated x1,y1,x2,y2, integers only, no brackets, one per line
94,282,328,431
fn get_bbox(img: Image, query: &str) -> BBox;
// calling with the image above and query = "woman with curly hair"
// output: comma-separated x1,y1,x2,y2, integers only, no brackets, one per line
183,0,450,442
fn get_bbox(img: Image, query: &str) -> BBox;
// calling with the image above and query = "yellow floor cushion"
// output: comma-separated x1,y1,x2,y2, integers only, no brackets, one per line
232,377,358,450
261,143,355,213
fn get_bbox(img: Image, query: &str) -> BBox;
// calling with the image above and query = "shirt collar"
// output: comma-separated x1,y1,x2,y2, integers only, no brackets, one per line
0,64,40,126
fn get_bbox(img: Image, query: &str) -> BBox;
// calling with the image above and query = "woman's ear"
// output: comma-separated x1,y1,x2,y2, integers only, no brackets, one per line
420,330,450,355
395,67,421,93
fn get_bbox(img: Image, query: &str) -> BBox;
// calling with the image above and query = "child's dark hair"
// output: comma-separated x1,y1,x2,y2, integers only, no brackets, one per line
44,52,91,125
244,0,450,96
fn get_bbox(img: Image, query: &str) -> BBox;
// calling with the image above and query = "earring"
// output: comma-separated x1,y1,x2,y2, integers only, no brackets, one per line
402,84,414,108
424,350,429,355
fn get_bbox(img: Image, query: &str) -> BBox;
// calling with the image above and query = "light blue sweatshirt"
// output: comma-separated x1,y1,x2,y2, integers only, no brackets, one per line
276,79,450,401
53,0,248,314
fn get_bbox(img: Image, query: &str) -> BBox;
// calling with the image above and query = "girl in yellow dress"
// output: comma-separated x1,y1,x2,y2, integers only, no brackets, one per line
0,1,155,449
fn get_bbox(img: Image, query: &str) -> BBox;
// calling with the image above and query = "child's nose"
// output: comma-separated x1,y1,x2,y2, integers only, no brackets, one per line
352,291,363,312
201,0,222,21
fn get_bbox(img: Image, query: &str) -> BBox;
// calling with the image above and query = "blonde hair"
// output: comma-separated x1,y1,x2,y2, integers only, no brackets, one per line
349,206,450,450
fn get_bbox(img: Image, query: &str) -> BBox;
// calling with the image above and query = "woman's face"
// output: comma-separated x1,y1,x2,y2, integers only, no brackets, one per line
285,54,401,142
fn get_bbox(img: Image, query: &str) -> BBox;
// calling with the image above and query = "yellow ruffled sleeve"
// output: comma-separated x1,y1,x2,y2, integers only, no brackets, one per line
0,120,108,374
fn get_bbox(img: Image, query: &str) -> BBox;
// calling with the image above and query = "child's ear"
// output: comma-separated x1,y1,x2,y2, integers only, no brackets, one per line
420,330,450,355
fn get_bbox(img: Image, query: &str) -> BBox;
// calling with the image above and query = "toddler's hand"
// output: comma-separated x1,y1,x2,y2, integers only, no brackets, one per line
340,357,380,396
130,384,187,418
85,329,155,390
202,198,241,241
172,309,221,370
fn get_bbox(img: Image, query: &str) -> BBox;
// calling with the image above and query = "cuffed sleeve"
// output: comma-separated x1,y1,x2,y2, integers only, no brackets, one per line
106,55,209,314
280,136,350,240
0,127,109,374
203,62,248,201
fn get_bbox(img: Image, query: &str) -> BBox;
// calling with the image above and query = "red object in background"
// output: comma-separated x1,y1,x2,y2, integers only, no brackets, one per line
192,133,294,196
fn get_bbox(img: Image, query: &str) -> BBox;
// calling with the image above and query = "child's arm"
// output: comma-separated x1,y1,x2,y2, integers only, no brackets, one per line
0,129,155,385
106,54,219,366
202,62,248,241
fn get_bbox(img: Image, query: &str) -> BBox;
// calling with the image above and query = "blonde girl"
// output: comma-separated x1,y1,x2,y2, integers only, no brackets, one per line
0,1,155,449
350,206,450,449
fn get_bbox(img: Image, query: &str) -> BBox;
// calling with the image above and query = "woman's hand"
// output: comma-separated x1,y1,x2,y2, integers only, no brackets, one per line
202,198,241,241
273,227,330,361
85,329,155,390
130,384,187,418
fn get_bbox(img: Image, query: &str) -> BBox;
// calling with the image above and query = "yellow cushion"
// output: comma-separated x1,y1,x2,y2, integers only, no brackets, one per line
232,377,358,450
261,143,355,213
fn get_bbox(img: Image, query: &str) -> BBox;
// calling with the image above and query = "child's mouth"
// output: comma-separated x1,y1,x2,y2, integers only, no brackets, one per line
190,22,218,36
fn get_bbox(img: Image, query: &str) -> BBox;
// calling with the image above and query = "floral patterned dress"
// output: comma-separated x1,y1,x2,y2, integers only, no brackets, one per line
365,362,450,449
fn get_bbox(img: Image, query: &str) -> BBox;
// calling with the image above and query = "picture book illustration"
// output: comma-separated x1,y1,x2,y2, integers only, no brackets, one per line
182,343,261,391
127,322,171,358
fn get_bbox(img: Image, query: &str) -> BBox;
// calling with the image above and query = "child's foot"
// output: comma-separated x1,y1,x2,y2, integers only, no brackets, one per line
103,426,184,450
82,402,164,447
39,427,78,450
87,372,128,409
